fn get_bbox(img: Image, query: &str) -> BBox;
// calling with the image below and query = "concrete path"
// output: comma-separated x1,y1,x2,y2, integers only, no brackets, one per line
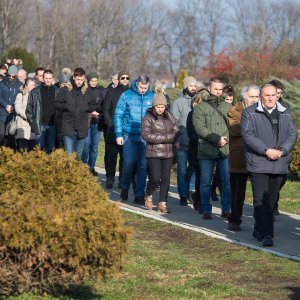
95,168,300,262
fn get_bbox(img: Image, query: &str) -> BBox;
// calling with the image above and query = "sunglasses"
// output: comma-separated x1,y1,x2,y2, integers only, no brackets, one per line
120,76,130,80
8,74,15,78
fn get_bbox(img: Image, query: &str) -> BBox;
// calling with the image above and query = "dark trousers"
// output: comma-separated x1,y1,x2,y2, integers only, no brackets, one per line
250,173,285,237
17,139,36,152
0,121,16,149
146,157,173,202
104,142,123,180
228,173,249,225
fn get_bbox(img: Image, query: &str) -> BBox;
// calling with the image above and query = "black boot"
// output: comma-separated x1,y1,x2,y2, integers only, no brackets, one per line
106,177,115,189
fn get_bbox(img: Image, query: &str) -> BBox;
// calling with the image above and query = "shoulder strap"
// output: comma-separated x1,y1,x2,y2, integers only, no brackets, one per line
204,100,228,129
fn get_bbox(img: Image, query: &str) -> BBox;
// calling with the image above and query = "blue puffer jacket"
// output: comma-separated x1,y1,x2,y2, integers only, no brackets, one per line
0,77,22,122
241,101,298,174
114,80,153,137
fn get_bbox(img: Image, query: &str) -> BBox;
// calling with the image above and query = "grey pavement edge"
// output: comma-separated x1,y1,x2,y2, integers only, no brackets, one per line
95,167,300,262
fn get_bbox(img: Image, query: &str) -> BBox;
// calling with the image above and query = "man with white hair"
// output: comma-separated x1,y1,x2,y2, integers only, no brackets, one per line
17,69,27,84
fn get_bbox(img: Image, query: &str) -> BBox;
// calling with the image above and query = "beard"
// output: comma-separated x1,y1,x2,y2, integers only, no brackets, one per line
186,89,196,98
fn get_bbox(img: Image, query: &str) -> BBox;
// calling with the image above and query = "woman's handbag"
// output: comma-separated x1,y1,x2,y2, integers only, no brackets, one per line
7,116,18,135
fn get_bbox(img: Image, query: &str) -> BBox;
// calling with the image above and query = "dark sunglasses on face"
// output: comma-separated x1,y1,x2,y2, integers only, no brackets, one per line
8,74,15,78
120,76,130,80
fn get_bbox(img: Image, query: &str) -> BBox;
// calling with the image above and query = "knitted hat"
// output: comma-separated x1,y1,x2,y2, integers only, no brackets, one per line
59,74,70,84
183,76,197,89
153,93,167,107
8,65,18,76
118,71,130,81
87,72,98,82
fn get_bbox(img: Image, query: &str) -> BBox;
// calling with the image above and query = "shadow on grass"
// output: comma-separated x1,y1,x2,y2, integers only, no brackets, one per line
54,284,102,299
287,286,300,300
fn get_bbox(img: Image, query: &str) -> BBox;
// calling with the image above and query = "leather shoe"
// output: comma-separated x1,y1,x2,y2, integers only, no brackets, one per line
180,196,188,206
120,189,128,201
134,195,144,205
262,236,273,247
228,223,241,232
203,213,212,220
221,212,231,218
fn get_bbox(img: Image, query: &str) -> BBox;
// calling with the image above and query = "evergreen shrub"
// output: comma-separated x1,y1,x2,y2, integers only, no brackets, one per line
290,139,300,180
0,148,131,296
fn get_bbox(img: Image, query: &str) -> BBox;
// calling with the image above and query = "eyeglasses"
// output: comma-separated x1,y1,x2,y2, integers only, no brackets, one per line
8,74,15,78
120,76,130,80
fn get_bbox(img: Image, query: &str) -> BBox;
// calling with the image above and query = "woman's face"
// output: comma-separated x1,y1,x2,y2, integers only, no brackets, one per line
154,105,165,115
26,81,36,92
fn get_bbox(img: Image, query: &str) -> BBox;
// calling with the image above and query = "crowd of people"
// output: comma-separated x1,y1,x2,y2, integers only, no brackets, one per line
0,58,298,248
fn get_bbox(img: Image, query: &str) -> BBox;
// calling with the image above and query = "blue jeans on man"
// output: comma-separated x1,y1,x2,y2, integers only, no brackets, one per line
63,131,85,160
176,150,189,198
81,123,101,169
37,125,56,154
199,157,231,214
121,134,147,197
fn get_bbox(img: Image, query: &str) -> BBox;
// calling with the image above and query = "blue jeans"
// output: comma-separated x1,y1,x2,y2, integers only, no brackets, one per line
81,123,101,169
63,132,85,160
37,125,56,153
176,150,189,197
121,135,147,197
199,158,231,214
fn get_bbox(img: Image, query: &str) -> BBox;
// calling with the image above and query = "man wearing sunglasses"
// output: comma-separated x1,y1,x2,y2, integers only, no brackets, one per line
114,74,153,204
0,65,22,147
103,71,130,189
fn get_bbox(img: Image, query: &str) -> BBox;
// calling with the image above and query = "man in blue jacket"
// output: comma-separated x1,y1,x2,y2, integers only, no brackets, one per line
241,83,298,247
0,65,22,148
114,74,153,204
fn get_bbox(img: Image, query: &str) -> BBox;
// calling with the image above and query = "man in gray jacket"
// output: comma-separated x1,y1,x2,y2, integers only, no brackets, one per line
241,83,298,247
170,76,197,206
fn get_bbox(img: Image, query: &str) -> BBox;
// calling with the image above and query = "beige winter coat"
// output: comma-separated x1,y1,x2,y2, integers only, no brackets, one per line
14,87,36,140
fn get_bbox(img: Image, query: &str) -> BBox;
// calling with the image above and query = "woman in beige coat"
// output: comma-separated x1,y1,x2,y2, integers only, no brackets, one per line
14,78,36,151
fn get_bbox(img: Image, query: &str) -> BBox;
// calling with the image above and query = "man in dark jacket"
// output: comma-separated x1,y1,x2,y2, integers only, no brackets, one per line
0,65,22,148
103,71,130,188
26,69,60,153
81,72,105,176
54,68,96,159
241,83,298,247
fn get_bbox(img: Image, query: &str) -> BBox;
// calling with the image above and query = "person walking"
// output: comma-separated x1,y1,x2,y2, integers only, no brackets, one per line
141,93,179,213
241,83,298,247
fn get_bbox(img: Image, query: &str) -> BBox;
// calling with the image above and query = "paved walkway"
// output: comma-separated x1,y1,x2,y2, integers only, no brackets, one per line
96,168,300,262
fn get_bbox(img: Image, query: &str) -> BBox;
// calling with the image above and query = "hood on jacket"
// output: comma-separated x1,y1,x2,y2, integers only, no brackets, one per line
20,86,29,95
130,79,151,96
256,100,286,113
65,77,88,94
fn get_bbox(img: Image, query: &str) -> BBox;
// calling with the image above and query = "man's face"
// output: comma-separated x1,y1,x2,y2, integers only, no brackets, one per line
17,70,26,83
112,77,119,87
36,70,44,82
261,86,277,110
13,58,18,65
136,82,149,95
0,68,7,76
43,73,53,87
187,83,197,95
8,73,16,82
73,75,85,88
89,78,98,88
244,89,260,107
208,82,223,96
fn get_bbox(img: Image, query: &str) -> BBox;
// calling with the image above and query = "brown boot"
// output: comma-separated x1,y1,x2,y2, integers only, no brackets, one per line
158,202,170,213
144,195,153,210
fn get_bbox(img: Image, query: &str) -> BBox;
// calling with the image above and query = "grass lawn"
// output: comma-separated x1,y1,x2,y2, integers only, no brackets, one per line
11,211,300,299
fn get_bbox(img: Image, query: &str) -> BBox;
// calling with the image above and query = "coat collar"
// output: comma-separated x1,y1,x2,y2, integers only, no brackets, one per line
255,100,286,113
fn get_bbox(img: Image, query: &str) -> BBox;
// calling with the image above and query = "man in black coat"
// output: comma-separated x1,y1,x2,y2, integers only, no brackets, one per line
102,71,130,188
54,68,96,159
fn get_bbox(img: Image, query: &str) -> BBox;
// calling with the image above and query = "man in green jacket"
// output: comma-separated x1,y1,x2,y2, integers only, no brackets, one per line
192,77,232,219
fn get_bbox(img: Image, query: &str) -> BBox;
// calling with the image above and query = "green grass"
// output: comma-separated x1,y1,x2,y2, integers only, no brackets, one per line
10,211,300,299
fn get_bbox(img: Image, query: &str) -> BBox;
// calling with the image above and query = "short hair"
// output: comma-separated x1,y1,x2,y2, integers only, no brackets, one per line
24,77,35,87
208,77,223,86
43,69,53,76
35,67,45,74
268,79,284,91
223,85,235,97
136,74,150,84
73,67,86,77
0,64,7,70
111,72,118,81
240,84,260,101
260,83,277,95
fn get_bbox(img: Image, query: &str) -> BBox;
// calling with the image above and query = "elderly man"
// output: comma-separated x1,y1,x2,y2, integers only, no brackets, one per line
17,69,27,84
227,84,260,231
241,83,298,247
